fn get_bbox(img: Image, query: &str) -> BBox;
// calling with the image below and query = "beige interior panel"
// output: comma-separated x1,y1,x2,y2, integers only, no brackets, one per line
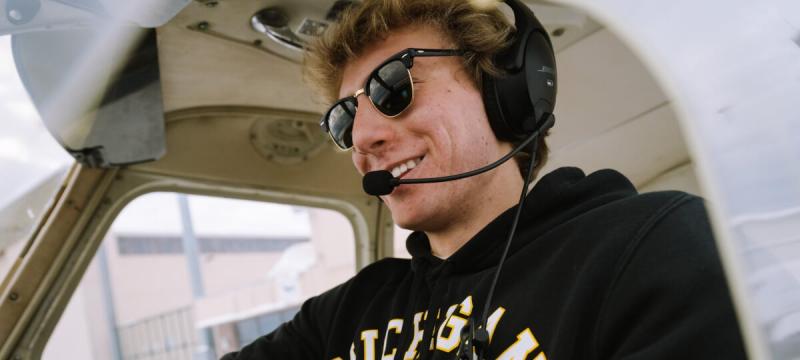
133,107,364,198
157,8,322,113
639,162,701,195
157,0,604,116
544,104,689,186
550,29,668,152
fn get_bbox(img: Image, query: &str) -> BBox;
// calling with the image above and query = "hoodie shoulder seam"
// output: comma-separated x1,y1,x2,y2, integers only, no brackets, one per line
590,192,696,355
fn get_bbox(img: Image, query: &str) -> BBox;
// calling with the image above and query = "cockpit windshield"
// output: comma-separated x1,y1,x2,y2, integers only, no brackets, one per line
0,35,72,273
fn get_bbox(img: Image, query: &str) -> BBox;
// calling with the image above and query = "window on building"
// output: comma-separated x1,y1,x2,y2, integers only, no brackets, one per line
116,235,309,255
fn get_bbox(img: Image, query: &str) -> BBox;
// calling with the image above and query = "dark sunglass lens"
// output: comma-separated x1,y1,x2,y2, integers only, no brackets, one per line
367,60,412,116
327,100,357,149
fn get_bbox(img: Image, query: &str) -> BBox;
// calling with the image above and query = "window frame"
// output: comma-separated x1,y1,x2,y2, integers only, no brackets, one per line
0,165,392,359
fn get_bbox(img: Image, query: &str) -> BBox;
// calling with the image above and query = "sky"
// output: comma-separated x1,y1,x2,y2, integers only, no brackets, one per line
0,35,73,209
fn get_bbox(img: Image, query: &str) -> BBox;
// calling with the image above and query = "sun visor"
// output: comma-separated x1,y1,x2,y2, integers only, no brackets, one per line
1,0,190,34
12,28,166,167
3,0,191,167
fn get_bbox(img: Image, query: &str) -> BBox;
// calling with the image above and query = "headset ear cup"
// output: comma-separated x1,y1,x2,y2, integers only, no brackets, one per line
482,73,515,142
480,0,556,143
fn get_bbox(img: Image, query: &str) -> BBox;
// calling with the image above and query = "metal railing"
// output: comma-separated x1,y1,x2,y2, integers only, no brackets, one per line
117,307,196,360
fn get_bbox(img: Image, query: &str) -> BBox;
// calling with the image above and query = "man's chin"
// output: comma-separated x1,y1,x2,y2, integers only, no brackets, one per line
386,190,450,232
390,211,429,233
391,216,421,232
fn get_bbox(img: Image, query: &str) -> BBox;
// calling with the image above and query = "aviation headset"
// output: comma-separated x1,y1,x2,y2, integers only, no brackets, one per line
481,0,557,142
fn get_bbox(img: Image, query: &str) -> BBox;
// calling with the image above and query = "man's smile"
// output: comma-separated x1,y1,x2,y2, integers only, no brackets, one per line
384,156,425,178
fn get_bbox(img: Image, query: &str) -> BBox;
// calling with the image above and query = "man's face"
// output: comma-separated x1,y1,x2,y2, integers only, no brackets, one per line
340,25,514,232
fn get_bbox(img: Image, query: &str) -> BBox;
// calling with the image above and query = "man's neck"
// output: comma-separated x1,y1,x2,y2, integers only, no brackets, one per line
426,163,525,258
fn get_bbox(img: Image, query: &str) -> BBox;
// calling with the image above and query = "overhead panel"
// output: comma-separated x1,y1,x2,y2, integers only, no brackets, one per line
135,106,361,197
156,0,338,113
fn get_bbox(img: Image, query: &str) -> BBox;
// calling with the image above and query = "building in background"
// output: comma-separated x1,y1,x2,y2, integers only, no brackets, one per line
40,193,359,360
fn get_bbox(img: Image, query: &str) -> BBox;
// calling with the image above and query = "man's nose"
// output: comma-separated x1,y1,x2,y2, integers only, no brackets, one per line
350,97,395,154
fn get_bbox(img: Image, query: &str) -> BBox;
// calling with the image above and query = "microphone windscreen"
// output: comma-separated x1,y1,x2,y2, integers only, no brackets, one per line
363,171,396,196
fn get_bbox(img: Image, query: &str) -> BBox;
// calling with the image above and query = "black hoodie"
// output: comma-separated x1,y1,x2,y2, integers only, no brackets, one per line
222,167,747,359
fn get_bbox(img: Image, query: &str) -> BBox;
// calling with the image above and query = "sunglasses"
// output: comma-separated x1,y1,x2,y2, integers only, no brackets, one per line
320,48,466,150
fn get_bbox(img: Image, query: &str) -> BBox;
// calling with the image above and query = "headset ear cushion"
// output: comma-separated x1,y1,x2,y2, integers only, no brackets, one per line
481,73,514,142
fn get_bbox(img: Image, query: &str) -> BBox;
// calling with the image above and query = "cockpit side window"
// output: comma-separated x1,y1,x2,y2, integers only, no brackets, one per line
42,192,356,360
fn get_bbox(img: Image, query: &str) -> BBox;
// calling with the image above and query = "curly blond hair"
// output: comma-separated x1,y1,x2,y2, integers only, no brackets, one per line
304,0,549,177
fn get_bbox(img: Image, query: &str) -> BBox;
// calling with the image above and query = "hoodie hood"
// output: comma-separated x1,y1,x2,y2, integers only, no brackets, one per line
407,167,638,275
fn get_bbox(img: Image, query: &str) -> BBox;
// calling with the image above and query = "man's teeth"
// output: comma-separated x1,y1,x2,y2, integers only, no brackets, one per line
390,157,422,177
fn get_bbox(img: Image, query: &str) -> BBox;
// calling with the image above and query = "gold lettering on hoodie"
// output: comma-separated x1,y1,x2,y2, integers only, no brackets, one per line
380,318,403,360
496,328,541,360
402,312,425,360
334,298,547,359
486,307,506,342
360,330,379,360
436,296,474,352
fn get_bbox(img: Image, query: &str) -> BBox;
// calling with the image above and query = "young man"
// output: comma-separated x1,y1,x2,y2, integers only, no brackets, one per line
223,0,747,358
